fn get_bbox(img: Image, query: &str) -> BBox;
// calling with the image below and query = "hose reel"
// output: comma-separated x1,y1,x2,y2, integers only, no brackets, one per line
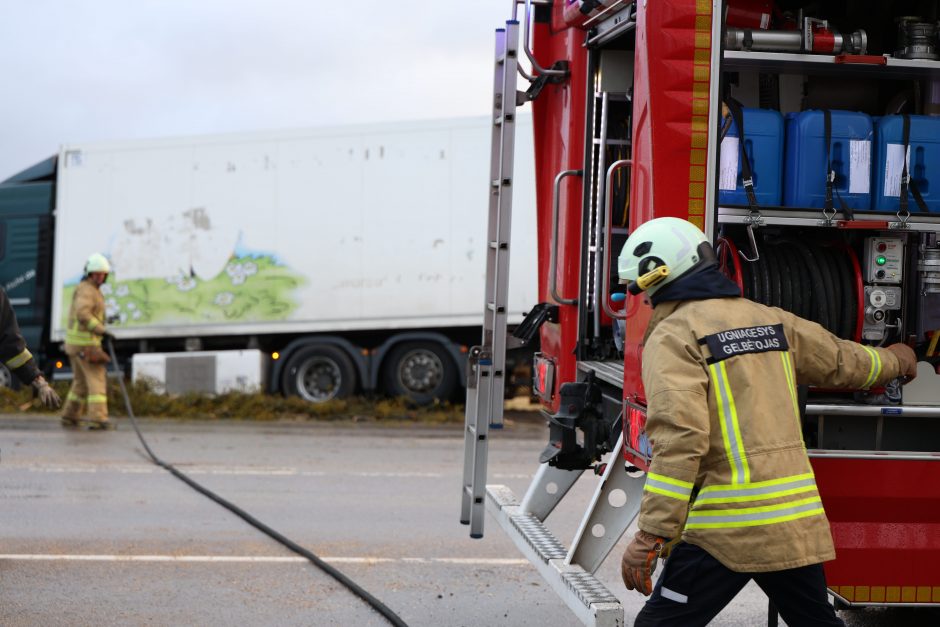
718,236,863,341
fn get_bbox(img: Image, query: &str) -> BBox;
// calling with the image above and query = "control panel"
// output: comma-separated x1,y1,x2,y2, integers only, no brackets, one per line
862,285,903,341
864,237,904,284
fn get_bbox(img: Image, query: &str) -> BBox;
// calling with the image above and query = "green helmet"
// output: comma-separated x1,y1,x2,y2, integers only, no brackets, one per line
84,252,111,275
617,217,714,296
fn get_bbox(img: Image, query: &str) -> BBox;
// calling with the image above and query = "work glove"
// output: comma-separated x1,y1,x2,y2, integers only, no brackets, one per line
32,375,61,409
886,343,917,382
621,530,666,596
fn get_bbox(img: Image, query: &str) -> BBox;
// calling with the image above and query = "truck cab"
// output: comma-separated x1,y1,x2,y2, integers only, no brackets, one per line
0,157,57,384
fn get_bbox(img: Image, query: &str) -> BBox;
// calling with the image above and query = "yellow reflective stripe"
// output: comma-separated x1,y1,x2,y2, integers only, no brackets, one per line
67,392,85,402
66,319,101,346
647,472,694,489
87,395,108,403
709,361,750,484
779,352,800,421
694,485,817,505
685,506,825,529
86,318,100,330
695,473,818,505
646,485,693,500
65,333,100,346
699,472,815,494
862,346,882,389
685,496,824,528
5,348,32,369
645,473,694,501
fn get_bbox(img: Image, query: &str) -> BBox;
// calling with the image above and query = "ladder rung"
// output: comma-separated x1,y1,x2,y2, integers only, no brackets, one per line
494,114,515,126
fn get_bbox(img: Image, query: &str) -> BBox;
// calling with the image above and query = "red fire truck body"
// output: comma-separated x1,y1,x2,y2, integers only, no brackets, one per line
463,1,940,624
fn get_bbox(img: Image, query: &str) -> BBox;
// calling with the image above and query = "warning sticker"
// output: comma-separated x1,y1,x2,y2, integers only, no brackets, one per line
702,324,789,363
719,136,739,191
883,143,911,197
849,140,870,195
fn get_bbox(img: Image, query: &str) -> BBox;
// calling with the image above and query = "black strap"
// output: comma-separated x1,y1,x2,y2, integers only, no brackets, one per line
900,114,929,215
823,110,854,221
725,98,759,210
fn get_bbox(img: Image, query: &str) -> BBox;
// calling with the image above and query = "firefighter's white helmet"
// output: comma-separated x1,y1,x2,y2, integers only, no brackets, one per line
617,217,712,295
84,253,111,275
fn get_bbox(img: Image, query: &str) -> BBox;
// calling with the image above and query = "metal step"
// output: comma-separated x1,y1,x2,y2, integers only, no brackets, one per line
577,360,625,389
486,485,624,627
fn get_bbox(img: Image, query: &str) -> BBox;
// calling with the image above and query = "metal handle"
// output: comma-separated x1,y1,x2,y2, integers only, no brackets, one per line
550,169,583,306
602,159,632,320
521,0,567,78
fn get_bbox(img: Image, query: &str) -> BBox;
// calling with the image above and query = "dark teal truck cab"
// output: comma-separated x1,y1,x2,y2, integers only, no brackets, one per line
0,157,57,384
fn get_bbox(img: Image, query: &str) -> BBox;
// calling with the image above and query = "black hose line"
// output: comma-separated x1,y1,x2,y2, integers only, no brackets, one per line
737,239,858,341
105,339,408,627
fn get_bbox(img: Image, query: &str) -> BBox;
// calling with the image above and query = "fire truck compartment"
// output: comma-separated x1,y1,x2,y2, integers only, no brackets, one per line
812,456,940,605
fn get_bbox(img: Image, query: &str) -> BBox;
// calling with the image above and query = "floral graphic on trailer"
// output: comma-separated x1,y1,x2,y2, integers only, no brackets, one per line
60,255,304,328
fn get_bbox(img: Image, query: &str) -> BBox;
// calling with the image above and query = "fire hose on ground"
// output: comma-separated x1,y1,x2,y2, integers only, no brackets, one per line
105,337,408,627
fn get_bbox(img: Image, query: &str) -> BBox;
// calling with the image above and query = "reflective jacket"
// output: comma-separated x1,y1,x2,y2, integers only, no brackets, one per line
0,287,40,385
638,296,903,572
65,279,106,348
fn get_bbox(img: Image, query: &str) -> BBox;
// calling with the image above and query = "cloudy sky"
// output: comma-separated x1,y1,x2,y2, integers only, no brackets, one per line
1,0,522,180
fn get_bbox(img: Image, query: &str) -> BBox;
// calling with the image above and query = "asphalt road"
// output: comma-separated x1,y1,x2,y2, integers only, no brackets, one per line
1,413,937,626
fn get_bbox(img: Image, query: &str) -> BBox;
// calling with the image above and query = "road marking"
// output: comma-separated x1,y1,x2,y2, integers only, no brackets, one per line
0,554,528,566
3,463,530,480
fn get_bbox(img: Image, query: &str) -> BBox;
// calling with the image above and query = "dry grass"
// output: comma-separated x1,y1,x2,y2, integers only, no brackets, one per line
0,379,468,424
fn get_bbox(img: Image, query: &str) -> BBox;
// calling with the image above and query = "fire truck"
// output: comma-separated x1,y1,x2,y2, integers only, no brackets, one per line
462,0,940,625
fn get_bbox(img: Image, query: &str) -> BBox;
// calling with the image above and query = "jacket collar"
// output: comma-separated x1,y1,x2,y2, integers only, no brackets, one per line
643,301,682,344
649,264,741,307
642,266,742,343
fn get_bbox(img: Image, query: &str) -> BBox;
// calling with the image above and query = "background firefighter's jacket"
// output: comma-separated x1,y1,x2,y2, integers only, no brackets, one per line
0,287,41,385
65,278,106,349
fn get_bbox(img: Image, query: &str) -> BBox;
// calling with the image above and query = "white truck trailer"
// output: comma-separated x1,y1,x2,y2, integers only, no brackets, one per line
0,116,537,403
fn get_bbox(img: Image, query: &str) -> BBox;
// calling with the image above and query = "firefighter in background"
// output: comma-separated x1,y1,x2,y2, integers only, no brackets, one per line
617,218,918,627
0,287,60,409
62,253,114,430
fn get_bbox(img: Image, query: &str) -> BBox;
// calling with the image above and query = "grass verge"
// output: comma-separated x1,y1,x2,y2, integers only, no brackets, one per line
0,380,470,424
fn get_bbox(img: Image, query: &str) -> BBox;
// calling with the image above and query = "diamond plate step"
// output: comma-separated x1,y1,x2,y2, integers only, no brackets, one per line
487,484,624,627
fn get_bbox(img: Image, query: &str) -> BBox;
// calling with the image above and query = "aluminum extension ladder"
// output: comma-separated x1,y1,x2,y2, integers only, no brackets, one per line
460,18,523,539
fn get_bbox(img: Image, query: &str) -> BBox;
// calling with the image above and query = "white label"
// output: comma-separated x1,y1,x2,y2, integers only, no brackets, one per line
883,143,911,197
719,136,739,191
849,140,870,194
760,13,771,29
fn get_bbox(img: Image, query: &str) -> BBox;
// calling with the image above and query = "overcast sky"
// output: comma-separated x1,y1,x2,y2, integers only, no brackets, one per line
0,0,522,180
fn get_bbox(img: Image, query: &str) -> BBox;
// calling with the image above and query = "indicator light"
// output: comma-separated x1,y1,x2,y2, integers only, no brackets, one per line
876,255,887,266
272,352,280,360
877,242,887,252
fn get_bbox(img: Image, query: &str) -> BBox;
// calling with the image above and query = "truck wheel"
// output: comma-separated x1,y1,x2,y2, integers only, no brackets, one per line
382,341,457,405
281,345,356,403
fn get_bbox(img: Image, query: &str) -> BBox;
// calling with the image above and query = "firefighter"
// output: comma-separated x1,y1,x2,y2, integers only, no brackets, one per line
62,253,114,430
616,218,918,627
0,287,60,409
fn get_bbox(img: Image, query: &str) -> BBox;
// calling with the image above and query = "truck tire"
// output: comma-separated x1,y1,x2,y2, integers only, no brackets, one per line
382,341,457,406
281,345,356,403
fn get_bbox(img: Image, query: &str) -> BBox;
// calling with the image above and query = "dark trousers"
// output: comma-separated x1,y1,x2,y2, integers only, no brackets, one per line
634,542,845,627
